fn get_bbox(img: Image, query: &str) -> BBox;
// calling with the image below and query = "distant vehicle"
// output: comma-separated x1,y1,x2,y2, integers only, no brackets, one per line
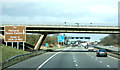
88,47,94,51
96,49,107,57
72,44,75,47
84,45,88,49
78,44,81,47
81,43,87,47
110,45,114,48
45,49,53,52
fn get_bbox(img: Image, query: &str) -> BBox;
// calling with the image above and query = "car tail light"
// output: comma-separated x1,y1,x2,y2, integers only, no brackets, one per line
98,52,100,54
106,52,107,54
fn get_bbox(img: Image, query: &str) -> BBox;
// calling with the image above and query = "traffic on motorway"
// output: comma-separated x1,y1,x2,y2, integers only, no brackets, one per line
6,44,119,70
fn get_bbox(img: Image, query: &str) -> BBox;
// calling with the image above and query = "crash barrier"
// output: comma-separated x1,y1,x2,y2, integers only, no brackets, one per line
2,50,46,69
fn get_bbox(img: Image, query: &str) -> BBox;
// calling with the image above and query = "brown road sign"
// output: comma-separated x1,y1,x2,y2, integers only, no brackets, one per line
5,25,26,42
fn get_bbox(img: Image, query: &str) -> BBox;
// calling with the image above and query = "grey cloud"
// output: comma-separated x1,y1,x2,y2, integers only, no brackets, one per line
2,0,118,24
2,2,93,18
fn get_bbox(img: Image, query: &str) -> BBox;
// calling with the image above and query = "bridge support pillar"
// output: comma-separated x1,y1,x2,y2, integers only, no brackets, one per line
34,34,47,50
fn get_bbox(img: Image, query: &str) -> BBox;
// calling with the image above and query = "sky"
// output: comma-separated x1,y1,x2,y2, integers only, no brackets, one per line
1,0,119,42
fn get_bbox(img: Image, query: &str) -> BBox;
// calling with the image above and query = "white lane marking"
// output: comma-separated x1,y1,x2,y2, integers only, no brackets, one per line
107,65,110,67
36,52,60,70
85,52,88,54
73,56,74,58
100,61,102,63
96,58,97,60
75,64,78,67
92,56,93,58
74,60,76,63
108,56,118,60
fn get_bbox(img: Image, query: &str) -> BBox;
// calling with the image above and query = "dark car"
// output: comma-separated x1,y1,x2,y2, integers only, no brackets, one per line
45,49,54,52
84,45,88,49
96,49,107,57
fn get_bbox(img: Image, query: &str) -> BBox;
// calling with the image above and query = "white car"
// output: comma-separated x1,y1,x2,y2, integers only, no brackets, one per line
110,45,114,48
88,47,94,51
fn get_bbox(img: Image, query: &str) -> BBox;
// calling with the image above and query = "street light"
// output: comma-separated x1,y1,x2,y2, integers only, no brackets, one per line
75,23,79,27
64,22,66,26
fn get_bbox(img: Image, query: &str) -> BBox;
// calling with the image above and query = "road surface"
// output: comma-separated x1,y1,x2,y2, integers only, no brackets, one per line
7,46,119,70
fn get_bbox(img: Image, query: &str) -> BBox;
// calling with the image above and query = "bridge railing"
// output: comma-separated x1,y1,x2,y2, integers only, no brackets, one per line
1,24,119,27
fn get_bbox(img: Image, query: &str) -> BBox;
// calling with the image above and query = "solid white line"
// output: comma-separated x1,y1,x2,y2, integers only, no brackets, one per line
85,52,88,54
36,52,60,70
108,55,118,60
107,65,110,67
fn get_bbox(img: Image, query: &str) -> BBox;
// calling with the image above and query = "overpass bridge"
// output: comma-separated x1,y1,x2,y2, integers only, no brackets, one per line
0,25,120,34
0,25,120,50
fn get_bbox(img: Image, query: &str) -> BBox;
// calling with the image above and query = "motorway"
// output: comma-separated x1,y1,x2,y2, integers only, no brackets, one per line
7,46,119,70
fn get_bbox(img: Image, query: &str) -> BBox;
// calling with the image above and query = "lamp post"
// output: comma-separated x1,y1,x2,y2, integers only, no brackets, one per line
75,23,79,27
64,22,66,26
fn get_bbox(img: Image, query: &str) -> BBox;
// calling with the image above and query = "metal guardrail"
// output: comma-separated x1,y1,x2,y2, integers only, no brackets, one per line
2,50,46,69
94,45,119,52
1,24,120,27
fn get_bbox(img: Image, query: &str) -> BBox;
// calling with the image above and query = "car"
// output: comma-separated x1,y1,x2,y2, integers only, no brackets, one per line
96,49,107,57
45,49,54,52
88,47,94,51
110,45,114,48
84,45,88,49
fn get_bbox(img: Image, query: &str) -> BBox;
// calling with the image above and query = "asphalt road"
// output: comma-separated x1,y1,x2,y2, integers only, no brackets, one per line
7,46,119,70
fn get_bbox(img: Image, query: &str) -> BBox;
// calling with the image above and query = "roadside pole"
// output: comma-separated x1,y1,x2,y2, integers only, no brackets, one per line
63,42,64,46
12,42,13,48
17,42,19,49
23,42,25,51
6,42,7,46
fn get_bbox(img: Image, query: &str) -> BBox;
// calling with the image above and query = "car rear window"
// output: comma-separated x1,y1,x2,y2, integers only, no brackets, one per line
99,49,106,52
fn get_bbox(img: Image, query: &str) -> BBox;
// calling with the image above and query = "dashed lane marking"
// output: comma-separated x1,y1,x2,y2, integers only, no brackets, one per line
100,61,102,63
107,65,110,67
75,64,78,67
92,56,93,58
74,60,76,63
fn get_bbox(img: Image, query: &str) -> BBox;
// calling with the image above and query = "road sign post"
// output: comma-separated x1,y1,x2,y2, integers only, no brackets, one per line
46,43,48,48
12,42,13,48
5,25,26,50
23,42,25,51
6,42,7,46
17,42,19,49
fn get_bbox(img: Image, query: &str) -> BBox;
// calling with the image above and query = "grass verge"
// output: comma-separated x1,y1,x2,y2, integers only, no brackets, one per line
2,45,29,62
